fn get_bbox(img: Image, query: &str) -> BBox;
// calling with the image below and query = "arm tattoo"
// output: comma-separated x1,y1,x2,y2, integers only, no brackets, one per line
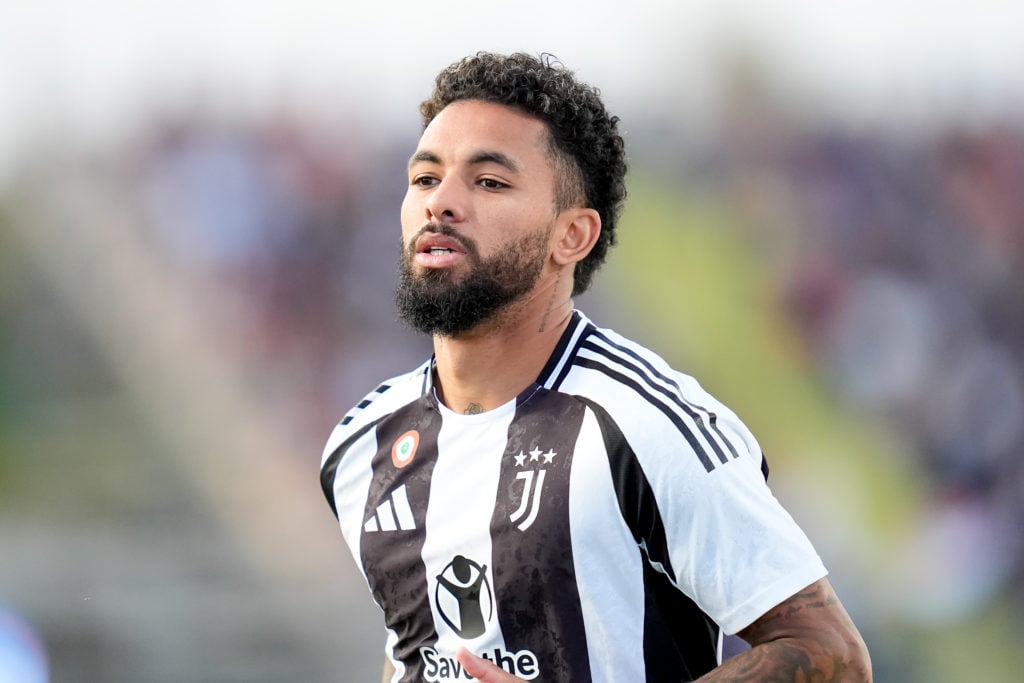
747,583,838,634
699,581,871,681
703,642,857,682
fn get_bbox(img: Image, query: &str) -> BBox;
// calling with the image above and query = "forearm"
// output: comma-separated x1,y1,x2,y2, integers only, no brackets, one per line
699,579,871,682
696,636,871,682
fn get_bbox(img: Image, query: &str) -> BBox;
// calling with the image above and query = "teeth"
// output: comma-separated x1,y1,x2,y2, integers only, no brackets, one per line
429,247,454,255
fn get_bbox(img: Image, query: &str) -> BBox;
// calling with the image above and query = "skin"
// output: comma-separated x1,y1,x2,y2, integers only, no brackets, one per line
400,99,600,416
383,99,872,682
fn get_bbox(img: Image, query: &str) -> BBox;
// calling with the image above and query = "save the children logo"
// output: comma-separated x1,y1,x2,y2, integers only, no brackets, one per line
435,555,492,639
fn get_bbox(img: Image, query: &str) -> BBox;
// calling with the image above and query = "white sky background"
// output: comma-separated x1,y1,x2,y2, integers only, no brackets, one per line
1,1,1023,183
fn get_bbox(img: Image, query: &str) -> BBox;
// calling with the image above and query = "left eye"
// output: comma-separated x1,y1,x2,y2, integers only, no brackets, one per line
479,178,506,190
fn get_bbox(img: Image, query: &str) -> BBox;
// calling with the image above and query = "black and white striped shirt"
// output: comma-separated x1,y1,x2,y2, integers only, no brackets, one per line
321,311,826,682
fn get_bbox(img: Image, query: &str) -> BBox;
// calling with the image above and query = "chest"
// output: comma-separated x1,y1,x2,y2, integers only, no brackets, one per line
368,400,591,556
353,393,607,633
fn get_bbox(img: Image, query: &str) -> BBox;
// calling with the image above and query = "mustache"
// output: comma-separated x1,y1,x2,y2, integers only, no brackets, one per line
408,222,478,257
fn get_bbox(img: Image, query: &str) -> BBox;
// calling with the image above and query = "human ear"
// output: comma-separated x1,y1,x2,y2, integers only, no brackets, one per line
552,208,601,266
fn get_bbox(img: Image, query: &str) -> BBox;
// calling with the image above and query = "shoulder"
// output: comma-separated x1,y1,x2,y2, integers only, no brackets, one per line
552,316,704,428
320,359,432,466
554,314,763,475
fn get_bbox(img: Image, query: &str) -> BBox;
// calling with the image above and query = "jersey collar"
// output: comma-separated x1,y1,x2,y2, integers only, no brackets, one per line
419,309,592,402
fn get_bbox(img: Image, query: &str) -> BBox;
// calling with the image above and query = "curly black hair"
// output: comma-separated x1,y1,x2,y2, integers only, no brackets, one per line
420,52,627,296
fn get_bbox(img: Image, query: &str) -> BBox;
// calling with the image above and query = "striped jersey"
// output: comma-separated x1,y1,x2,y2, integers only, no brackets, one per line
320,310,826,682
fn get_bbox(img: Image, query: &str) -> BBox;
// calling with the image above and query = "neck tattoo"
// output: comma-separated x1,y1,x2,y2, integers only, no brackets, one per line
464,403,484,415
538,267,563,333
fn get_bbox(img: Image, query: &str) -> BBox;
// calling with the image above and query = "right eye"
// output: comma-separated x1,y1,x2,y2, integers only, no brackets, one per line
412,175,439,187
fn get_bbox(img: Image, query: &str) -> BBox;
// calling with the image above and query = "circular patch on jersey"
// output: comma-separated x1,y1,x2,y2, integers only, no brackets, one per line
392,430,420,468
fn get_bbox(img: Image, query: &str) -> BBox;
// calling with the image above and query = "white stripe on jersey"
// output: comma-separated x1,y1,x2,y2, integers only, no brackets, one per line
332,426,378,579
392,484,416,530
422,398,516,656
569,408,648,681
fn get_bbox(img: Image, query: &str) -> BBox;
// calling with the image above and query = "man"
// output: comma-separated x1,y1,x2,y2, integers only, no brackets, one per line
320,52,871,682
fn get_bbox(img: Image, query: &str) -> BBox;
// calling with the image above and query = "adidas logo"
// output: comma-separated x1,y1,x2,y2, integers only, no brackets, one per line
364,484,416,532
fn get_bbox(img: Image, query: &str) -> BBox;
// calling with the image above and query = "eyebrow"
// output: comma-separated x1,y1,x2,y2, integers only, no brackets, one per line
409,151,441,168
408,149,520,173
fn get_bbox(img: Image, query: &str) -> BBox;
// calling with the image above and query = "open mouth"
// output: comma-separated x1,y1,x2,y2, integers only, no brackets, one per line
411,233,467,270
414,230,468,258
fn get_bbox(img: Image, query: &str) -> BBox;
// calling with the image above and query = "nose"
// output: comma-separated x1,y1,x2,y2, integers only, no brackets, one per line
424,177,466,224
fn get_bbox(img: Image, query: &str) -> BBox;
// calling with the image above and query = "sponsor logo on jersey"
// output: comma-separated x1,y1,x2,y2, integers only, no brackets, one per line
509,447,556,531
363,484,416,532
419,646,540,681
392,430,419,468
435,555,492,639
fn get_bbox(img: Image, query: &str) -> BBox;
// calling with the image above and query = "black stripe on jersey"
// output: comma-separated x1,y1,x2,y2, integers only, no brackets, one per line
340,382,393,426
575,357,718,473
640,550,721,680
490,390,591,680
321,419,381,519
582,398,720,679
578,398,676,582
361,397,443,683
586,330,740,462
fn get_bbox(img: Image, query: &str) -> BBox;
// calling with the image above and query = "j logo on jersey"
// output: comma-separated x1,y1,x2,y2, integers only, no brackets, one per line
509,447,556,531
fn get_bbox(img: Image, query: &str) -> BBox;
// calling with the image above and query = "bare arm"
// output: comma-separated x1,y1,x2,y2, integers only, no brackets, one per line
697,578,871,682
381,657,395,683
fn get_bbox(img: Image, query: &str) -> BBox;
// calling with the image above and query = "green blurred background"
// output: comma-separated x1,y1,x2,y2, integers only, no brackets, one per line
2,2,1023,681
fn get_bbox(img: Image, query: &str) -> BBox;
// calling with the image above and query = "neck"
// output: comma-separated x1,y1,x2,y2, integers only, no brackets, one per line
432,283,574,414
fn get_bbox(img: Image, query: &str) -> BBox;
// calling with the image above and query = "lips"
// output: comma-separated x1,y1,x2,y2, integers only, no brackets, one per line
415,232,466,255
413,231,468,269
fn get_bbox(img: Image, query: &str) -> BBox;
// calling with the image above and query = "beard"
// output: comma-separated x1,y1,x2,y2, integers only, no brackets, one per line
395,222,550,337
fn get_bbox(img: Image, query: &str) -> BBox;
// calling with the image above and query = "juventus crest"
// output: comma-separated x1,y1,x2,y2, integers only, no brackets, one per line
509,447,556,531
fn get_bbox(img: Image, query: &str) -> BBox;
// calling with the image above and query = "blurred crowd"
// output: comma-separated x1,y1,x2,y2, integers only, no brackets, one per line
9,95,1020,680
711,115,1024,621
130,109,429,438
128,105,1024,621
